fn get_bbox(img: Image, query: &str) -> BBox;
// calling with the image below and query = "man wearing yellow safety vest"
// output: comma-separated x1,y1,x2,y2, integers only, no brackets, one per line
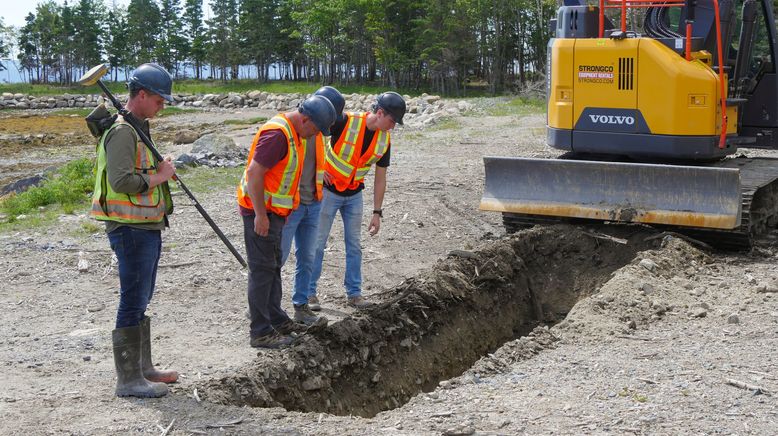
309,92,407,309
280,86,345,322
90,63,178,398
237,95,337,349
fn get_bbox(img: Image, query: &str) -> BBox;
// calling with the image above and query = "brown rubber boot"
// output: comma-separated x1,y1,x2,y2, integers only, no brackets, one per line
112,326,168,398
140,317,178,383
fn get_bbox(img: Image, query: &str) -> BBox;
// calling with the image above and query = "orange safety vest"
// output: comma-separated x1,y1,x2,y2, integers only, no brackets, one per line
323,112,390,192
302,133,326,201
237,115,304,217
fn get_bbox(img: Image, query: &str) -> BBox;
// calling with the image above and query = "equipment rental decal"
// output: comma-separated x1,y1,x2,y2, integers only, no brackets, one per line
578,65,614,84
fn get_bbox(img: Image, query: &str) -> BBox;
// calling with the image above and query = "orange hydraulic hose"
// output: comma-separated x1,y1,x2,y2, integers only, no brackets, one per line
599,0,605,37
685,22,692,61
621,0,627,31
712,0,728,148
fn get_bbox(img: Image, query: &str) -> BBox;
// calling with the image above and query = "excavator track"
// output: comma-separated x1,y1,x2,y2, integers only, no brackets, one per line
501,156,778,250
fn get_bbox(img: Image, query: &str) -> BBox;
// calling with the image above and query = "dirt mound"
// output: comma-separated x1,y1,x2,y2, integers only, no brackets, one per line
199,225,659,417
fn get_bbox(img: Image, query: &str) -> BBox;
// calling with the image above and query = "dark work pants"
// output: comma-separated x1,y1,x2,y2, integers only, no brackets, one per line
107,226,162,328
243,213,291,338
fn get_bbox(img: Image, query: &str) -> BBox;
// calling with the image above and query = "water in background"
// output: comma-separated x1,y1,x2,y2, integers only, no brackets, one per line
0,60,283,84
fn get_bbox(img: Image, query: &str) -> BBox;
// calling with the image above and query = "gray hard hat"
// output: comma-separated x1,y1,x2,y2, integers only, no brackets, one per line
375,91,406,125
299,95,337,136
314,86,345,121
127,63,174,103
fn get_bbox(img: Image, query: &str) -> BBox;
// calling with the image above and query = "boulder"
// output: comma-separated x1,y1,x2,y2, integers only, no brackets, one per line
174,130,200,144
191,133,242,159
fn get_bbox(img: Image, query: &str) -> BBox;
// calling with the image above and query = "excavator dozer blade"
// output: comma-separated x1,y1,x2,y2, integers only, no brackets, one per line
480,157,742,230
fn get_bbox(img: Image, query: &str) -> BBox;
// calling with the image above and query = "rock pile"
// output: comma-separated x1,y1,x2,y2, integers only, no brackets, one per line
0,91,474,127
0,92,104,109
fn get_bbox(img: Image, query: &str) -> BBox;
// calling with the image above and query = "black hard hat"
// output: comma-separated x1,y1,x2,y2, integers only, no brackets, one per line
314,86,345,121
127,63,174,103
375,91,406,125
299,95,337,136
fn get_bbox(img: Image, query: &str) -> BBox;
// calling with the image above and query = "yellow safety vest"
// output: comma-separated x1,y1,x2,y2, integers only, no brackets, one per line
90,118,173,223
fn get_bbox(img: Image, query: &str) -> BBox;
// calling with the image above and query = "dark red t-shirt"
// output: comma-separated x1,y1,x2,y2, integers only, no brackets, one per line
239,129,289,216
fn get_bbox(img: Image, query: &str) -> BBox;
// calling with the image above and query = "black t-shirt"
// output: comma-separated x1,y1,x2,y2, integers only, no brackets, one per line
325,115,391,197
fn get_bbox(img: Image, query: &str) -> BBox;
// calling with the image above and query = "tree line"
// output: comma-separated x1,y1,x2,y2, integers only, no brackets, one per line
1,0,556,95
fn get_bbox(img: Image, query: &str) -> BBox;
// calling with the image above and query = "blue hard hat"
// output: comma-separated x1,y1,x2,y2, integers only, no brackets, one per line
314,86,345,121
127,63,174,103
299,95,337,136
375,91,406,125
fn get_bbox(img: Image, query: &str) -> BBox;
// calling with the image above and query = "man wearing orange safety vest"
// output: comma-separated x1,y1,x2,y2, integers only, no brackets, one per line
309,92,407,309
237,95,336,349
280,87,345,322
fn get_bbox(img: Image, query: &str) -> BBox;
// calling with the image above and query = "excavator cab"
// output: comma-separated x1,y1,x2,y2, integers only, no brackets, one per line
481,0,778,248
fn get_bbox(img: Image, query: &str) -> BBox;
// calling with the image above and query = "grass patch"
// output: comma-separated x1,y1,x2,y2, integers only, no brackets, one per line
484,96,546,117
0,158,244,232
3,80,414,97
224,116,268,126
173,165,244,194
50,106,197,118
0,158,94,222
428,117,460,131
3,79,528,98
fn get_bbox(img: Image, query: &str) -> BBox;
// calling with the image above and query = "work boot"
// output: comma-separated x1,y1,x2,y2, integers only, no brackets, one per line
112,326,168,398
347,295,371,309
308,295,322,311
274,319,309,336
250,330,295,349
293,304,328,331
140,317,178,383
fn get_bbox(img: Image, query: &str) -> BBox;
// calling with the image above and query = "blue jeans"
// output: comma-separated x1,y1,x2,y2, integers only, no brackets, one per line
310,189,363,298
280,201,322,306
107,226,162,328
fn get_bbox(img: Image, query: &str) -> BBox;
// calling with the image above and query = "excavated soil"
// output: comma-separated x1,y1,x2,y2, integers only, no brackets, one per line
1,103,778,435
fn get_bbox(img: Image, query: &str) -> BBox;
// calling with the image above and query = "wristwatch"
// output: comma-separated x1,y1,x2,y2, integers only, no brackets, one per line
373,209,383,218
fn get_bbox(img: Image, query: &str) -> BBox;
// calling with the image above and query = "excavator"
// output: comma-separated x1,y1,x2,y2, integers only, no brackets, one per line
480,0,778,249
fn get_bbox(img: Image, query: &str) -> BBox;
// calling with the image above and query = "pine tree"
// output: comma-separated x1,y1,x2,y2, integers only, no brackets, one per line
0,18,12,73
73,0,104,80
239,0,280,82
105,7,131,80
156,0,186,75
183,0,206,79
127,0,161,64
206,0,240,80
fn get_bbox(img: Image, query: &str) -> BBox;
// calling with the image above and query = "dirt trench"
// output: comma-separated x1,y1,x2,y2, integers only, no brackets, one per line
198,225,659,417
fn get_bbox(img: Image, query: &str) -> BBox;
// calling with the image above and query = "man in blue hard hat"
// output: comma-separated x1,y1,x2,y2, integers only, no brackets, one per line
237,95,337,349
90,63,177,398
280,86,345,322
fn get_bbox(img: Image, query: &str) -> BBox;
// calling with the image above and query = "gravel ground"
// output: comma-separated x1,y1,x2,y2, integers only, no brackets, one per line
1,101,777,435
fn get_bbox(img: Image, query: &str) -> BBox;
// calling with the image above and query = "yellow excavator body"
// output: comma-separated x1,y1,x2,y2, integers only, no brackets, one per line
481,1,778,248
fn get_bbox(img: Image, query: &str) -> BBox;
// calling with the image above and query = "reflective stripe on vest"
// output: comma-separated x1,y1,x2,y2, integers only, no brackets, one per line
354,130,389,179
90,119,172,223
236,115,303,216
324,114,363,178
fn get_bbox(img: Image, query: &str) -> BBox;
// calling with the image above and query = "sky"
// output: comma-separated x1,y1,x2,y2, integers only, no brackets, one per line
2,0,128,28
